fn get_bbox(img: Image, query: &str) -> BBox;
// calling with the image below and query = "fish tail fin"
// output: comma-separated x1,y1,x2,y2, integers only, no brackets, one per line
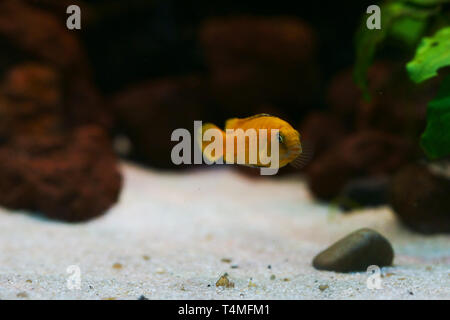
197,123,226,163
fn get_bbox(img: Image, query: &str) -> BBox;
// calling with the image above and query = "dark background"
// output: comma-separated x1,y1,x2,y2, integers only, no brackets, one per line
81,0,373,95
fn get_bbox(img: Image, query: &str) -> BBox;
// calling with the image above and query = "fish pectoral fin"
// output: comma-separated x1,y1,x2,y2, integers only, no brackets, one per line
290,141,315,169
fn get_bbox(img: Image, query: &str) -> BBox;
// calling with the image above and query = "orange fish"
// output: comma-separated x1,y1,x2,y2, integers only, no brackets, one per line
198,114,310,169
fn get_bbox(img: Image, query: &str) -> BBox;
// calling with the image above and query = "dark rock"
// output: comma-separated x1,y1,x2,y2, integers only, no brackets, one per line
0,1,111,129
336,176,390,211
200,16,319,117
306,131,414,200
312,228,394,273
0,0,88,72
327,62,438,137
390,162,450,234
0,126,122,222
0,62,110,135
0,63,122,222
111,75,211,168
298,112,348,159
0,63,64,142
326,62,393,128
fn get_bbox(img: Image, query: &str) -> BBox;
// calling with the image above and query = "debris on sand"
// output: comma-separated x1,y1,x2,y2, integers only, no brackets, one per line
319,284,329,291
155,267,166,274
216,274,235,288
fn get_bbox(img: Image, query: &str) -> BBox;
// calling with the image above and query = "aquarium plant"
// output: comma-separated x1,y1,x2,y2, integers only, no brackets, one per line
354,0,450,160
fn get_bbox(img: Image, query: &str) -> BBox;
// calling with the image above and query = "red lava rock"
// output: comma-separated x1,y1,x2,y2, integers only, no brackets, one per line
298,112,348,159
326,62,393,125
0,126,122,222
0,63,64,141
63,75,112,129
0,63,121,222
0,0,88,72
306,131,414,200
200,16,319,115
326,62,437,137
0,0,111,129
111,75,210,168
390,162,450,234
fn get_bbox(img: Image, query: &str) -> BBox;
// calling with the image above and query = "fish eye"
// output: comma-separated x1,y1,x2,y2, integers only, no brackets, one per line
278,133,284,144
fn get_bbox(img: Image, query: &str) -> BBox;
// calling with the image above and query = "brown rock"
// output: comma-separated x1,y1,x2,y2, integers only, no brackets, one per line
0,1,111,129
0,63,121,222
306,131,414,200
0,0,87,72
0,63,110,137
298,112,348,158
0,63,64,142
390,162,450,234
0,126,122,222
111,75,210,168
200,16,319,116
327,62,437,137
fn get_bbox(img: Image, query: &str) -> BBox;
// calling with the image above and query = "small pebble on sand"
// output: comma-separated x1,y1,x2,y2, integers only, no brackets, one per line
142,255,150,261
221,258,232,263
112,263,123,269
319,284,329,291
156,267,166,274
216,274,235,288
17,292,28,298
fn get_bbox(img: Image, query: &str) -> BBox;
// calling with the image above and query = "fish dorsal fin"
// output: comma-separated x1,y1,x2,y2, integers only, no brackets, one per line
225,113,272,129
224,118,240,130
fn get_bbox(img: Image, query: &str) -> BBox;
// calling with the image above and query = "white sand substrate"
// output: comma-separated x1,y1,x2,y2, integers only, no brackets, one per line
0,162,449,300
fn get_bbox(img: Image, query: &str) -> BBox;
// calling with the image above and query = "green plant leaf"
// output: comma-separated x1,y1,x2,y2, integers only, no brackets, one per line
389,16,427,46
420,74,450,159
407,27,450,83
403,0,450,5
354,1,439,100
